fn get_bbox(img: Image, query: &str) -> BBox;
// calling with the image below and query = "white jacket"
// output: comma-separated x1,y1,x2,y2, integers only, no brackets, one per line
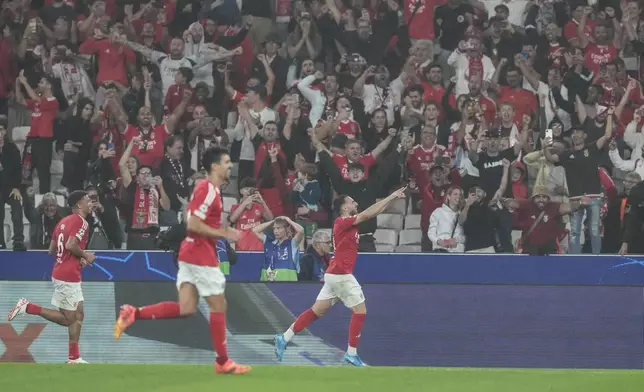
623,120,644,150
428,204,465,253
609,145,644,180
447,50,495,96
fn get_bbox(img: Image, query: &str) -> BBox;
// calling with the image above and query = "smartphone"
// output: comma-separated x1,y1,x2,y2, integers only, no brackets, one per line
545,129,553,144
522,51,529,60
107,143,114,150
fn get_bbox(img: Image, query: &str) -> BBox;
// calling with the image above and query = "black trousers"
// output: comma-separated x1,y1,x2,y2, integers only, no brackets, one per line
28,138,53,194
0,192,25,246
62,151,87,191
126,232,158,250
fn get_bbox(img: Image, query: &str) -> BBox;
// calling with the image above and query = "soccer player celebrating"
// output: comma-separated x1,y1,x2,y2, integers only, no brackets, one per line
274,187,407,366
113,147,251,375
7,191,95,364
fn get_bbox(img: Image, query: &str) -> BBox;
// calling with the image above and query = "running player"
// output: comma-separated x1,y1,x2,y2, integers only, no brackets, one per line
274,187,407,366
113,146,250,374
7,190,94,364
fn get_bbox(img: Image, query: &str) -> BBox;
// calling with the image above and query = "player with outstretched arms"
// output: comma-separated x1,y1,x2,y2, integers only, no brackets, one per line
274,187,407,366
8,191,95,364
114,146,250,375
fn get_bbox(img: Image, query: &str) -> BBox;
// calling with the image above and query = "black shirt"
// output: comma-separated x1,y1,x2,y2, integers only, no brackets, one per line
558,143,603,197
40,3,76,27
475,148,516,198
0,142,22,192
463,204,498,251
159,157,194,211
434,3,474,51
241,0,272,18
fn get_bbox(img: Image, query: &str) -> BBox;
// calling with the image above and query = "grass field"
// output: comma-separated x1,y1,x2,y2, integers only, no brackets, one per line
0,364,642,392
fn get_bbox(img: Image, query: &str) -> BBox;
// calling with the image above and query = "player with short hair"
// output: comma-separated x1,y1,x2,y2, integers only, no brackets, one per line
274,187,407,366
113,146,251,375
7,190,95,364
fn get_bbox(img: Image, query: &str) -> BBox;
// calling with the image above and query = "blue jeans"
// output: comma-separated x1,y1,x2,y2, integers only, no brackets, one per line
569,198,603,254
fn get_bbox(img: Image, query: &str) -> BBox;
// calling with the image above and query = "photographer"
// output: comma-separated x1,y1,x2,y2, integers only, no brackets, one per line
229,178,274,251
86,140,117,193
85,185,122,250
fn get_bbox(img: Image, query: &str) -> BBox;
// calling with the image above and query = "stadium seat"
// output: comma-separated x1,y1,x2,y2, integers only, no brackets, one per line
395,245,421,253
230,162,239,178
11,126,30,143
384,198,407,215
398,229,422,246
377,213,403,231
404,214,421,230
374,229,397,247
222,196,237,213
375,243,394,252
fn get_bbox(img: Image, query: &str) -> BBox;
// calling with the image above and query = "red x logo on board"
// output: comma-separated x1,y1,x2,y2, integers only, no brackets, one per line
0,323,46,362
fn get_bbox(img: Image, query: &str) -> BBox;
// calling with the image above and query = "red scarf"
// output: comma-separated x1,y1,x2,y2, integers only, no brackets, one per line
132,185,159,229
468,55,483,83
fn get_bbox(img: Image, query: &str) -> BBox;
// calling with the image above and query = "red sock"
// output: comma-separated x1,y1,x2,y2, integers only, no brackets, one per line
210,312,228,365
293,309,318,333
26,303,42,315
348,313,366,349
68,343,80,360
137,302,181,320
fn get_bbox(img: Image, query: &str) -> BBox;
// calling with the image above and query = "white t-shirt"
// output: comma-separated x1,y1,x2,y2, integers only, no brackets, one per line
152,53,197,98
233,106,278,161
51,62,96,103
362,77,406,124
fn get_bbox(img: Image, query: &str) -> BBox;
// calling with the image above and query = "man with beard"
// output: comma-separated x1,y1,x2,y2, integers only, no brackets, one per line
188,115,229,172
117,35,242,98
311,131,404,252
502,186,591,255
469,127,529,252
603,171,641,253
401,85,426,132
353,64,406,125
336,53,367,93
420,64,446,104
160,135,196,217
543,107,614,254
115,89,189,170
577,7,619,75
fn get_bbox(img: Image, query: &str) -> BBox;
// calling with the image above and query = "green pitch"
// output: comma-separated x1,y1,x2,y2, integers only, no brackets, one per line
0,364,642,392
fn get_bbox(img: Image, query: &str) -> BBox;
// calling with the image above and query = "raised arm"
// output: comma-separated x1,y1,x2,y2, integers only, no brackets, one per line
352,66,375,97
596,107,614,150
118,137,138,187
18,71,40,102
117,35,165,63
574,94,587,124
370,128,397,159
354,186,406,225
281,216,305,245
251,219,275,242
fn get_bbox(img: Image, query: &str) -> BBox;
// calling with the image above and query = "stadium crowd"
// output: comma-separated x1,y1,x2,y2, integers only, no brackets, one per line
1,0,644,274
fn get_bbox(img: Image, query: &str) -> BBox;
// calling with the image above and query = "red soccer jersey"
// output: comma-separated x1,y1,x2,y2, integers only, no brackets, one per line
476,95,497,125
78,38,135,86
26,97,59,138
332,153,377,180
124,124,169,169
584,42,617,75
563,19,595,43
178,180,223,267
230,202,264,251
327,216,359,275
405,0,447,40
51,214,89,283
548,43,565,68
406,144,446,172
498,86,537,126
336,119,360,138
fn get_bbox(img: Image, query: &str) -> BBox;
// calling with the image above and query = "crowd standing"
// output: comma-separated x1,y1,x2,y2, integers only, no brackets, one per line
1,0,644,279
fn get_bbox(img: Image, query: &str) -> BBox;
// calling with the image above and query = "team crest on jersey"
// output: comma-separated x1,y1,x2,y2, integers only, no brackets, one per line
543,215,549,223
255,210,261,216
61,224,66,230
457,15,465,23
584,149,589,157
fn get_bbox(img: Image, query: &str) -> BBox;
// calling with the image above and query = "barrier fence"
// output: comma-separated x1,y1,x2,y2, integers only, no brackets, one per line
0,281,642,368
2,251,644,285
